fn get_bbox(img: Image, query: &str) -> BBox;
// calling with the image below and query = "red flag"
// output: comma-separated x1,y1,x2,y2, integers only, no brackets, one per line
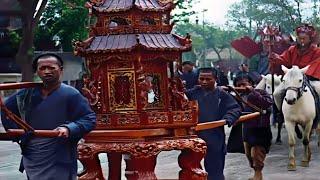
231,36,261,58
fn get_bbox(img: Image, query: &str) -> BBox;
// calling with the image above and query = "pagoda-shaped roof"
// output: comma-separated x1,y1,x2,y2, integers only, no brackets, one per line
74,33,191,55
90,0,174,13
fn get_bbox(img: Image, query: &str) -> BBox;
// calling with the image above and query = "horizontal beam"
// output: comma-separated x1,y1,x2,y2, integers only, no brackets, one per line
195,112,260,131
0,112,260,140
0,82,42,90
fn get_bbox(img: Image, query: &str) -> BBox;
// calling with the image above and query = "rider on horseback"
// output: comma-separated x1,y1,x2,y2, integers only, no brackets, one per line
269,24,320,129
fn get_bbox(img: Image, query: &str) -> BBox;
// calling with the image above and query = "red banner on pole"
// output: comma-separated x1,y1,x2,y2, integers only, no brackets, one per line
231,36,261,59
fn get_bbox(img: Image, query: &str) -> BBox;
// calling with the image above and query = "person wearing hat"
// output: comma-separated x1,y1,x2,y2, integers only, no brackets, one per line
185,67,241,180
233,72,273,180
269,24,320,112
1,53,96,180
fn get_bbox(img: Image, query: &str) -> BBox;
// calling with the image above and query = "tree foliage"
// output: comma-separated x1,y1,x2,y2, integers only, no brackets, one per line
35,0,88,51
227,0,320,37
174,22,241,66
36,0,195,51
172,0,196,22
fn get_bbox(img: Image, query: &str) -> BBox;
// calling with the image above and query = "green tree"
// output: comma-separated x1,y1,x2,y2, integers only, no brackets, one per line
172,0,196,22
174,22,205,64
226,0,320,37
175,22,240,67
35,0,88,51
36,0,195,51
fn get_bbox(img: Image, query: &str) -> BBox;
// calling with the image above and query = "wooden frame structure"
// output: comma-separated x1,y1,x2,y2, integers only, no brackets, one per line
74,0,207,179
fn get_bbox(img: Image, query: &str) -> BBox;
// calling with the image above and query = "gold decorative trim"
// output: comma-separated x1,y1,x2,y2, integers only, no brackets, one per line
173,111,193,122
147,112,169,124
108,71,137,111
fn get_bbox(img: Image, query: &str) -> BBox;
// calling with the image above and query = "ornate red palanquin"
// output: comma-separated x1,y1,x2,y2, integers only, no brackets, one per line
74,0,207,179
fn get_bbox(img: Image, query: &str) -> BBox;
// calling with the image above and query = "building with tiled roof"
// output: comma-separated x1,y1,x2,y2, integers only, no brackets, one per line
74,0,194,127
74,2,202,179
75,0,191,57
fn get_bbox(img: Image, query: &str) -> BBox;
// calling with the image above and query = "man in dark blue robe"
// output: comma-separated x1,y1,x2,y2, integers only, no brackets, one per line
185,68,241,180
1,53,96,180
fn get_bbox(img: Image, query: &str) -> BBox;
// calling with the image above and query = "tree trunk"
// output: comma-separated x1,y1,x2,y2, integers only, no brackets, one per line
212,47,222,62
15,0,47,82
228,47,232,60
16,19,34,82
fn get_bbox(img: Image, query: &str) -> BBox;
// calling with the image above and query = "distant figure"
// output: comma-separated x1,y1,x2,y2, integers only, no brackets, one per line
236,63,261,85
177,61,199,89
217,69,229,86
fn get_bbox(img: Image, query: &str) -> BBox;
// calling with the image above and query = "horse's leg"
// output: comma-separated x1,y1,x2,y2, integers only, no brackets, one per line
295,124,303,139
275,109,284,145
285,121,297,171
318,123,320,148
301,122,313,167
276,121,283,144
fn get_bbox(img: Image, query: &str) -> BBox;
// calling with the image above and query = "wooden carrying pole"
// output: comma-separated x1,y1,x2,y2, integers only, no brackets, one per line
0,82,43,139
0,82,259,139
1,128,171,138
195,112,260,131
0,112,261,140
0,82,42,132
0,82,42,90
0,129,60,139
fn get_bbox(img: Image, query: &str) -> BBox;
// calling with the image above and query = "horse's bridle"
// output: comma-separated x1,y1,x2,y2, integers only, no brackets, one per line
284,74,308,101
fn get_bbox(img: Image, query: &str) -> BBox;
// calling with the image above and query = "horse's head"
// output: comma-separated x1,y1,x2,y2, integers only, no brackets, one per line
282,65,309,105
264,74,281,94
255,74,281,95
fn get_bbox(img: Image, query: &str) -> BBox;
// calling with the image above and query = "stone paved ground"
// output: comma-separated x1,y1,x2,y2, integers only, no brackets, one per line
0,125,320,180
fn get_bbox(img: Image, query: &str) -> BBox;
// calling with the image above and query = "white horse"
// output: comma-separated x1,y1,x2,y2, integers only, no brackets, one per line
256,74,282,95
279,65,316,171
256,74,284,144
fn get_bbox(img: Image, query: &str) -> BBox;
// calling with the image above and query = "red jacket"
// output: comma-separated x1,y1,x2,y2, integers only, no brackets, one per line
277,44,320,79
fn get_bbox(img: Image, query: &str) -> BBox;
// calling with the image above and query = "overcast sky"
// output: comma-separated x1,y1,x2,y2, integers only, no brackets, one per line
189,0,241,25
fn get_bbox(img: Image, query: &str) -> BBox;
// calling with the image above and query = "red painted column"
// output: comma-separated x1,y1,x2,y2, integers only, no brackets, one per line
124,154,158,180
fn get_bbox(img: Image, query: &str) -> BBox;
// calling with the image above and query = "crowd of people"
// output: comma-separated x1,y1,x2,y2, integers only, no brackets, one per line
1,23,320,180
178,23,320,180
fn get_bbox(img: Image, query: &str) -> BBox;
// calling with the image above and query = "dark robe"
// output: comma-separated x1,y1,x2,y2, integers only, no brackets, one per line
186,86,241,180
243,89,273,152
1,83,96,180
